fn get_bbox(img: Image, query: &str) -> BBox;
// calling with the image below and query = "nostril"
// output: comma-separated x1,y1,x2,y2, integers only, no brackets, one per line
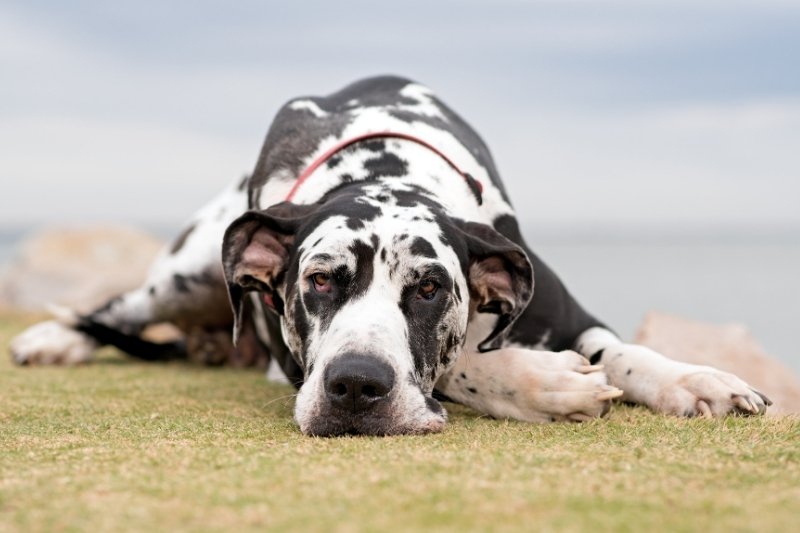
361,384,377,398
332,382,348,396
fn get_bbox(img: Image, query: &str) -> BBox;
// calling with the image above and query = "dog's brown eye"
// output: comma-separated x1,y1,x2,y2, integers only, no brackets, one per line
418,280,438,300
311,273,332,293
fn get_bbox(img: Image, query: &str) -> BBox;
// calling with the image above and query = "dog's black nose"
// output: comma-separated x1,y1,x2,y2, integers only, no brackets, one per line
324,354,395,413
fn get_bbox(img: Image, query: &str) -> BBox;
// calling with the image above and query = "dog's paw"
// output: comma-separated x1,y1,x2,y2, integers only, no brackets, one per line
526,360,624,423
655,368,772,417
185,328,232,365
9,320,98,366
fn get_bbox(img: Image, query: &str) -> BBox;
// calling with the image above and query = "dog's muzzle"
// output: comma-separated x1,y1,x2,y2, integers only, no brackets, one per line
297,351,447,437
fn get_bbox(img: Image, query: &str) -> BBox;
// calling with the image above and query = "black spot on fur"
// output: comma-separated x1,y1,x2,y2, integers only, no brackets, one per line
590,349,605,364
410,237,437,259
292,297,311,354
363,152,408,179
467,387,477,394
173,274,190,293
169,223,196,255
425,396,444,415
460,372,467,379
370,234,380,252
626,368,632,375
326,155,342,169
341,173,353,183
348,240,375,300
380,248,387,262
362,139,386,152
148,286,156,296
346,217,364,230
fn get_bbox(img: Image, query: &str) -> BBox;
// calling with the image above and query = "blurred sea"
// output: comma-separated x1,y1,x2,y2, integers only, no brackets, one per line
1,227,798,373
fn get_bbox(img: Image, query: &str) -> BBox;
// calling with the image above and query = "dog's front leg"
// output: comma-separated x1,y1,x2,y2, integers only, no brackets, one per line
435,348,622,423
574,327,772,417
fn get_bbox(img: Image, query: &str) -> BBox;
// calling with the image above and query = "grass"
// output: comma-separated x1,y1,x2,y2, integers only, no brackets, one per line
1,312,798,532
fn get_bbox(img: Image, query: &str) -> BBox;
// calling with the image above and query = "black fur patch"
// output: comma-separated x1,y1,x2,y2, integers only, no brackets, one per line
398,265,455,383
173,274,190,293
301,239,375,333
169,223,196,255
410,237,437,259
363,152,408,179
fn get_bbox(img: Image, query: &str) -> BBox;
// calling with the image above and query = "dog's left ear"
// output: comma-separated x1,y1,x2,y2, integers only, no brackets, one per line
457,221,534,352
222,202,317,344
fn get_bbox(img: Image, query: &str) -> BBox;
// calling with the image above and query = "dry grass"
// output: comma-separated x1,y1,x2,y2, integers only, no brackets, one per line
1,311,798,532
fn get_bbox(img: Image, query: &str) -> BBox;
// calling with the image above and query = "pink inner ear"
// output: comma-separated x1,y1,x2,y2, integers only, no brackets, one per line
237,228,288,284
482,269,512,293
475,256,512,289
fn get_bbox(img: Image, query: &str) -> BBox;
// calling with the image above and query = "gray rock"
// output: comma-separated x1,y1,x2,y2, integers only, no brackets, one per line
0,226,163,313
636,311,800,415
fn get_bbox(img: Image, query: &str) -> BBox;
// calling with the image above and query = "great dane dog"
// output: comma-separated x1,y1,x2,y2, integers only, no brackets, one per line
10,76,771,435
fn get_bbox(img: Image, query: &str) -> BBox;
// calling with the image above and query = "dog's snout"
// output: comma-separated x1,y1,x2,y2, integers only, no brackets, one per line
324,354,395,413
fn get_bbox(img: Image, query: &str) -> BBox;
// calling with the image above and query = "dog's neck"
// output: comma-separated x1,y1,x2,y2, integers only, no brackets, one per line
285,138,485,222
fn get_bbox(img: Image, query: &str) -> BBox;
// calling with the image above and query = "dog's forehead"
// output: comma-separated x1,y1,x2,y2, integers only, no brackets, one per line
298,198,457,271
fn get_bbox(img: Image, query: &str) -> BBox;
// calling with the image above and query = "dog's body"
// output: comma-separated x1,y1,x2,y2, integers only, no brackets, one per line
11,76,771,434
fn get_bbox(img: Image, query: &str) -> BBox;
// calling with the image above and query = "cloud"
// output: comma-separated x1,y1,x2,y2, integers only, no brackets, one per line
1,1,798,233
490,98,800,231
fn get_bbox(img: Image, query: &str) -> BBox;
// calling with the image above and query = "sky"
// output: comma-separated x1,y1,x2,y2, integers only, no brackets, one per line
2,0,799,235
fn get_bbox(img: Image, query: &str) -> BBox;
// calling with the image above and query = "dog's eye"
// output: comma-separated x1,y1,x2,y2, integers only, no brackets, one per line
311,272,332,293
417,279,438,300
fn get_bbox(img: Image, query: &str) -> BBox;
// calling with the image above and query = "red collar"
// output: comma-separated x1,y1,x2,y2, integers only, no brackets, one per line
284,131,483,204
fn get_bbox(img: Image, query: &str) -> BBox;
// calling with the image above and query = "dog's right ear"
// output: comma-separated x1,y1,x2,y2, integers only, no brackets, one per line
222,202,317,344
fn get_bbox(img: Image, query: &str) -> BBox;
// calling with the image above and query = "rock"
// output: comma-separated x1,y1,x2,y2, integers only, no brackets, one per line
635,311,800,415
0,226,164,313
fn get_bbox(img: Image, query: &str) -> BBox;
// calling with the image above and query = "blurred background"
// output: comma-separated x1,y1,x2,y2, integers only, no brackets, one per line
1,1,798,369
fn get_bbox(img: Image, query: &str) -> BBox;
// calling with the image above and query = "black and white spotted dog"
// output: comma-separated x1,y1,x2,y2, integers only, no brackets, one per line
11,76,771,435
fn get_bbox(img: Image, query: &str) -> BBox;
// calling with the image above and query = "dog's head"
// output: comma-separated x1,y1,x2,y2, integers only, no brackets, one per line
222,184,533,435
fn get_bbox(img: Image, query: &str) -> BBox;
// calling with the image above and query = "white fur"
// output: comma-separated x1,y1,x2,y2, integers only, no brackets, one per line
10,320,98,365
437,348,621,423
575,327,769,417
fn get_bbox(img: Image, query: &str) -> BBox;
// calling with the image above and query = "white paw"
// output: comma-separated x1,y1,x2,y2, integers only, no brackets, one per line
526,360,623,423
655,368,772,417
9,320,98,365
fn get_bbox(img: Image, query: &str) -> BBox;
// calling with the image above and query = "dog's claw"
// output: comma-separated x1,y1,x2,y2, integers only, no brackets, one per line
595,387,624,401
696,399,713,418
577,364,604,374
732,394,756,414
750,388,773,407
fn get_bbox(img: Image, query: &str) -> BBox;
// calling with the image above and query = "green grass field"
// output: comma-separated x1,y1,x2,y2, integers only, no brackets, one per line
1,312,798,532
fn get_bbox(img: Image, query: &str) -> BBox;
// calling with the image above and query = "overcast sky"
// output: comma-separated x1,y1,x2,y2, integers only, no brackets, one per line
2,0,798,234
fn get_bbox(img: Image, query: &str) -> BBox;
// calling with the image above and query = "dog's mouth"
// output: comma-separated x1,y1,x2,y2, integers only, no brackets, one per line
302,412,448,437
297,395,448,437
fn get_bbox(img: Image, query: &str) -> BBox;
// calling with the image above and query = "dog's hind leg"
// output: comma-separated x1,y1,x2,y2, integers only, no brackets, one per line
435,347,622,423
10,176,251,366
